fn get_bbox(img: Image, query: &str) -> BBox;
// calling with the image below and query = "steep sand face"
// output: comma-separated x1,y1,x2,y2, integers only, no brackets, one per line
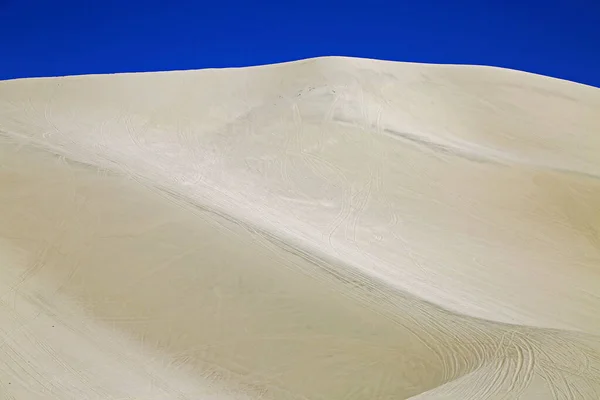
0,57,599,398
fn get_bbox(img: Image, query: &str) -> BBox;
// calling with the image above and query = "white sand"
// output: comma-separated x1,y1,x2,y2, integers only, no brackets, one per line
0,56,599,399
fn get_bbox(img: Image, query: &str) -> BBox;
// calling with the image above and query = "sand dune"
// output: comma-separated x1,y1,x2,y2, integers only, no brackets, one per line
0,56,599,399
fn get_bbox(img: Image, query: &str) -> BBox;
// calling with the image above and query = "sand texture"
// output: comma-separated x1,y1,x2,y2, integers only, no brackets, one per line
1,56,600,399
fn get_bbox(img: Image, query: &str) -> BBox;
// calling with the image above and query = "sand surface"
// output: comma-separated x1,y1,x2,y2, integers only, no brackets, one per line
1,56,599,399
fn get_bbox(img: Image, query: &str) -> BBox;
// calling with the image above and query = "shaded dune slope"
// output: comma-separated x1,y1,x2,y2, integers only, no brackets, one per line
1,57,599,399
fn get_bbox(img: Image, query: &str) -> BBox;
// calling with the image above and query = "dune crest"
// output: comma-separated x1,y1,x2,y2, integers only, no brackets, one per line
1,57,599,399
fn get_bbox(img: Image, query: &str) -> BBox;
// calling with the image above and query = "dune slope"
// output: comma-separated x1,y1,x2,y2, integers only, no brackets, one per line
0,57,599,399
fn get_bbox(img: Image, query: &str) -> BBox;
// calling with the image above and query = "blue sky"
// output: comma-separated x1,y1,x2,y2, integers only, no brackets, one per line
1,0,599,87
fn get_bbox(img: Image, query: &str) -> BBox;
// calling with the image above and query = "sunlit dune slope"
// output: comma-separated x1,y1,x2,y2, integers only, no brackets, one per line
1,56,599,399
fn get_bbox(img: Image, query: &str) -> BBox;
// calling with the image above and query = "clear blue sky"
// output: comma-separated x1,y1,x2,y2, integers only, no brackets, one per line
2,0,599,87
